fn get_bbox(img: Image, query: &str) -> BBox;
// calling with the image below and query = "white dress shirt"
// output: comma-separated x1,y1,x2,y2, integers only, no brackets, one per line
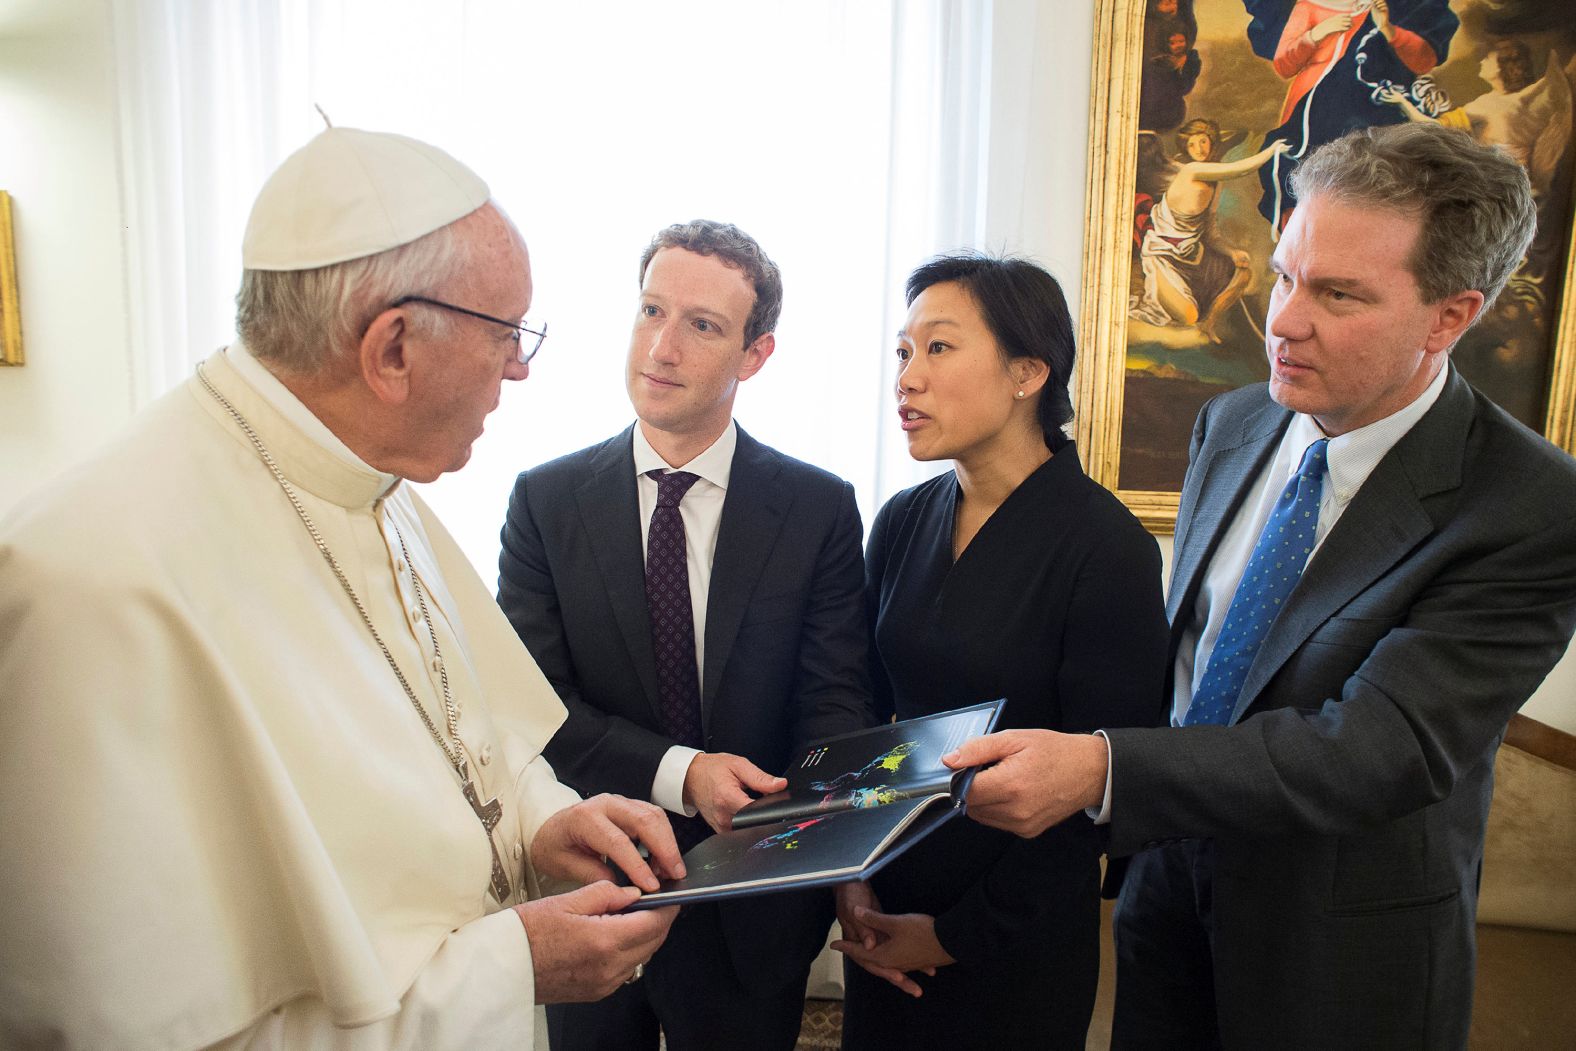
632,421,738,814
1092,365,1449,823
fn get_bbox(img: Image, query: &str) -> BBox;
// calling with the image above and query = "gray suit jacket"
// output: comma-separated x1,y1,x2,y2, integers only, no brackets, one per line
497,423,874,987
1107,368,1576,1047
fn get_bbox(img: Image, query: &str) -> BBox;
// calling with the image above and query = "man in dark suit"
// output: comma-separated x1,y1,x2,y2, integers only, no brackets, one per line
944,123,1576,1048
497,220,873,1051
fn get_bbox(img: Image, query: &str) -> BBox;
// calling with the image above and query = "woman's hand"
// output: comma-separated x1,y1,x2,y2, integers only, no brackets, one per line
832,886,955,998
834,880,882,951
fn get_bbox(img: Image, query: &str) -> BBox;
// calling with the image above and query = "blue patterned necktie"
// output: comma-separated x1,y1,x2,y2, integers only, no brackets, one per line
1183,438,1329,727
645,469,710,850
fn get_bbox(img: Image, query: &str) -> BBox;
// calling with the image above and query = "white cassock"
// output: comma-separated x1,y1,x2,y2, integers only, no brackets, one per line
0,344,581,1050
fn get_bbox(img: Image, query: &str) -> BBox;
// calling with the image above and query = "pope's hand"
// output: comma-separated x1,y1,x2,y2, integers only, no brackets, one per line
515,882,676,1003
942,729,1109,838
530,793,685,892
682,752,787,833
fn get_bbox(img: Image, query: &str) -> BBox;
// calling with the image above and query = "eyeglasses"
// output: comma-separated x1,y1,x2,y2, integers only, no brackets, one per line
391,295,548,364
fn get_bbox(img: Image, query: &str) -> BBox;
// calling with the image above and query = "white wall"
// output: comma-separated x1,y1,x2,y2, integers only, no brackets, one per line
2,0,1571,733
0,0,132,512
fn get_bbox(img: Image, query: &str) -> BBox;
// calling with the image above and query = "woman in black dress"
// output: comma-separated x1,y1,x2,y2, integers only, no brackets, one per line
834,254,1169,1049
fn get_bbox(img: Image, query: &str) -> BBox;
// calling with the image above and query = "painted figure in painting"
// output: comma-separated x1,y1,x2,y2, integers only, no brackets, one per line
1246,0,1460,226
1381,40,1572,202
1140,30,1203,132
1375,33,1576,424
1145,0,1198,50
1141,7,1202,132
1141,0,1202,131
1130,120,1290,343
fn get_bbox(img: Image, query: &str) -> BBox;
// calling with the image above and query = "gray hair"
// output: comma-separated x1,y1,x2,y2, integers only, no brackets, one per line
1290,122,1535,312
637,220,783,348
235,218,474,372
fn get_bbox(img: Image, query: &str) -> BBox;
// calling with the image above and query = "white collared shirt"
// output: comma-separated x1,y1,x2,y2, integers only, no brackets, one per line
631,421,738,814
1091,365,1449,824
225,341,400,496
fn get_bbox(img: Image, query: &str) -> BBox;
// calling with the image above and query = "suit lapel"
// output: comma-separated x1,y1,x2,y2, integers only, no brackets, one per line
702,427,788,727
576,427,663,715
1229,369,1473,722
1168,398,1289,629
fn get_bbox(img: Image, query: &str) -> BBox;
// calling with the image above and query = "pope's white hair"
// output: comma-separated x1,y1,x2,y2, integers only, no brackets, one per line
235,212,478,373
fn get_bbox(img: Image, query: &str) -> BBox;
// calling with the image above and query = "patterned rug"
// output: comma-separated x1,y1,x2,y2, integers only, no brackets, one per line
796,998,843,1050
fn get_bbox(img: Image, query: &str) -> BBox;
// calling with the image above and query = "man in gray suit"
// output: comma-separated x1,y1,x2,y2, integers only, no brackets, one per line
944,123,1576,1047
498,220,873,1050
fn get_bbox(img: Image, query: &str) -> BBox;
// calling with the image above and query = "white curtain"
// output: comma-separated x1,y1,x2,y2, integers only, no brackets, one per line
110,0,313,403
108,0,1055,576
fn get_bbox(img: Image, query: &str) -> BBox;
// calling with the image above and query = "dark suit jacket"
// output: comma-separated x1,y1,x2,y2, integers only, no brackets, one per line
497,423,873,988
1107,368,1576,1048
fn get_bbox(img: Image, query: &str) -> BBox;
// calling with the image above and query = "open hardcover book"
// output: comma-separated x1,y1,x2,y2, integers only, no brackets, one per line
623,699,1005,910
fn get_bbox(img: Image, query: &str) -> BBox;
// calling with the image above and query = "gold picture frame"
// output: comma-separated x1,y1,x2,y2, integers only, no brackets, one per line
0,191,21,367
1076,0,1576,533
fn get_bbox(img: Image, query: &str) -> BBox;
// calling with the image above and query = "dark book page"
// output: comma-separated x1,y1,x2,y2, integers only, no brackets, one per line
733,700,1004,829
624,794,960,909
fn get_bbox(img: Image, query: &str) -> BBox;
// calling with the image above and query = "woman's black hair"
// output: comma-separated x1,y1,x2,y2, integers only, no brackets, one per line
904,252,1075,450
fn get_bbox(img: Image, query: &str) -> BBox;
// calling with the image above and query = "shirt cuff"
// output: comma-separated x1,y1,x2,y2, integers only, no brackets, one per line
652,745,702,816
1085,730,1113,826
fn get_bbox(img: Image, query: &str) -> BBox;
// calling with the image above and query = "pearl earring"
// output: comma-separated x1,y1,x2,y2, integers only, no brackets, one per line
1015,390,1026,400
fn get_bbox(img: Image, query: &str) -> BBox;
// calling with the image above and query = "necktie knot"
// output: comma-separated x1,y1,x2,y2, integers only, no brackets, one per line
1297,438,1329,481
649,469,700,509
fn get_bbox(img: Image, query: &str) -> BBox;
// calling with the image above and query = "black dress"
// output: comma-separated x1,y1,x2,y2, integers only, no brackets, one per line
841,445,1169,1051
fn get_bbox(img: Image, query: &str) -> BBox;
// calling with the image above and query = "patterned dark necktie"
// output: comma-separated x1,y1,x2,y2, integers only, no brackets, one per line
1184,438,1329,726
645,469,710,851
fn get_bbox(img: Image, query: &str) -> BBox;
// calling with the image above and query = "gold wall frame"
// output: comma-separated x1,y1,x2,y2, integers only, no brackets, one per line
0,191,21,367
1076,0,1576,534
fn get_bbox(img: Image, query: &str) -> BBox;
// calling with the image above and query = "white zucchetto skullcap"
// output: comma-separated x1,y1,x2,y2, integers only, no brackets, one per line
242,127,490,271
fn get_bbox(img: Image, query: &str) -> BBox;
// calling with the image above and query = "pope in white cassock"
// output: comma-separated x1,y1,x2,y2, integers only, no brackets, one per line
0,127,682,1050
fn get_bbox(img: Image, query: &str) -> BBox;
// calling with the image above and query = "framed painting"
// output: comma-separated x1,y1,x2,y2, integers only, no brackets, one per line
1,191,20,367
1075,0,1576,532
